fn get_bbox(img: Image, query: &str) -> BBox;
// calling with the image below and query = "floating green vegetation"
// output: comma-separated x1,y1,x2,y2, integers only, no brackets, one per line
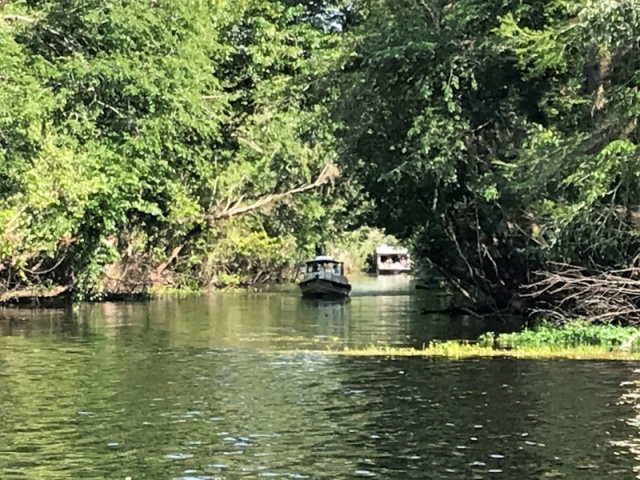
315,343,640,360
479,322,640,351
305,323,640,360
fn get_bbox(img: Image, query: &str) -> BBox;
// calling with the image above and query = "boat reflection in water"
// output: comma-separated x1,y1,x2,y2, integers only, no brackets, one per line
300,297,350,340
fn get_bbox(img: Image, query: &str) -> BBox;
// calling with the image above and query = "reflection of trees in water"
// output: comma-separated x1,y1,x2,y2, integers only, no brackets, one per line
347,294,416,346
0,291,432,349
3,319,638,479
0,306,86,338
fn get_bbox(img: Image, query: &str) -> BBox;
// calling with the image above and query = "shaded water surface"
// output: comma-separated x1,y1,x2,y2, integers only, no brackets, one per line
1,276,640,479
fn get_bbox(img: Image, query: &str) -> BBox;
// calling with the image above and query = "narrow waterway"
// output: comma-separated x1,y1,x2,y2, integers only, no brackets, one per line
1,275,640,479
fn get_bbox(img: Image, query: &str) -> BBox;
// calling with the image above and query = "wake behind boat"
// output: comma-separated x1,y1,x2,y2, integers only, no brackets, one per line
299,255,351,298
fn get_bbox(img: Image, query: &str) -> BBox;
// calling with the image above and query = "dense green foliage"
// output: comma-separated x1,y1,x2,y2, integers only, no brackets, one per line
0,0,365,297
337,0,640,315
3,0,640,314
479,322,640,350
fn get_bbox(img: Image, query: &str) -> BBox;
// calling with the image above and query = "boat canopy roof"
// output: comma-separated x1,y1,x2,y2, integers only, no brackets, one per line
374,244,409,255
305,255,342,264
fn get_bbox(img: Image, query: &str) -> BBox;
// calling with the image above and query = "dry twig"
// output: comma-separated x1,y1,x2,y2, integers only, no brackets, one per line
523,263,640,324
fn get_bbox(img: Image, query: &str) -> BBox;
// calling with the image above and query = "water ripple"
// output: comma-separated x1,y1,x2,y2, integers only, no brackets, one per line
1,298,639,479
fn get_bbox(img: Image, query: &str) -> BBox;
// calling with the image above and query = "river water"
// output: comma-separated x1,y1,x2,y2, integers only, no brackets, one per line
1,275,640,479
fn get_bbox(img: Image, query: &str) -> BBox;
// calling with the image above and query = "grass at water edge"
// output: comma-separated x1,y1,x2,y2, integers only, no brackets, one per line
288,342,640,360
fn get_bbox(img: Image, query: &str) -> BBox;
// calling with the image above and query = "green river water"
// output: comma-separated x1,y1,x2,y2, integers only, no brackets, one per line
1,275,640,479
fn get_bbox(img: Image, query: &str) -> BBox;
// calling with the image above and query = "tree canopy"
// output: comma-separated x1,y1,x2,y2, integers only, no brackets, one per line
0,0,360,298
336,0,640,318
3,0,640,319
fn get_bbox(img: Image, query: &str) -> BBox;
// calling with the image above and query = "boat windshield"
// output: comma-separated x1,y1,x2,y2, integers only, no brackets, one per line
378,254,409,266
306,262,343,275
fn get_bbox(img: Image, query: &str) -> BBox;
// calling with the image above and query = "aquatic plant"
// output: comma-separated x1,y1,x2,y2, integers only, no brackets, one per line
478,322,640,351
313,342,640,360
312,322,640,360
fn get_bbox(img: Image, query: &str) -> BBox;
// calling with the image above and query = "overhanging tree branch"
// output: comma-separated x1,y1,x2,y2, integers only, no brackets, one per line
206,163,340,222
1,14,38,23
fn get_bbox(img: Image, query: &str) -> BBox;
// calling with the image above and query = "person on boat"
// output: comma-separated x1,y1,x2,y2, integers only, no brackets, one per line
365,254,373,272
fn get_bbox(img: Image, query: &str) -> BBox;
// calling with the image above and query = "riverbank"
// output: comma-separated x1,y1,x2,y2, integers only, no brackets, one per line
0,226,398,306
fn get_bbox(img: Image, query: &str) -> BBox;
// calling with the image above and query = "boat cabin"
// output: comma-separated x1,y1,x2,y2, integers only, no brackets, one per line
371,245,411,274
299,255,351,298
305,256,345,276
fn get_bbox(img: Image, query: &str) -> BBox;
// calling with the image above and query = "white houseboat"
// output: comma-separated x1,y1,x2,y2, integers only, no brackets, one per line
370,244,412,275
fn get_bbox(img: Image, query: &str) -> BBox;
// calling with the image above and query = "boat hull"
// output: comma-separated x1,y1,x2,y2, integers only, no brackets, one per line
375,266,412,275
299,278,351,298
375,268,411,275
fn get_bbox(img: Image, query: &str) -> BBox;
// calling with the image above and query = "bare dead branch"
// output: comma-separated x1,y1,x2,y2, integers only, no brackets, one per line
523,263,640,324
153,245,185,279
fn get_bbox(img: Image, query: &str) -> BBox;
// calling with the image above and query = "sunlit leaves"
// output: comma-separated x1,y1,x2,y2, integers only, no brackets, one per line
0,0,351,294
